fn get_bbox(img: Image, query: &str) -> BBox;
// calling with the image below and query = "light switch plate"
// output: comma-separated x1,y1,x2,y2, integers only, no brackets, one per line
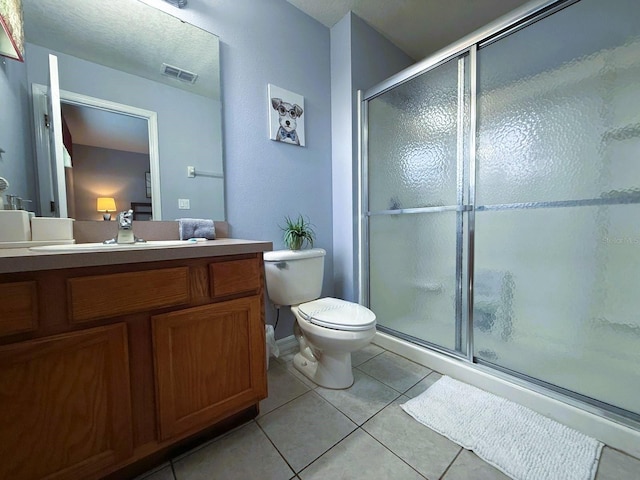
178,198,190,209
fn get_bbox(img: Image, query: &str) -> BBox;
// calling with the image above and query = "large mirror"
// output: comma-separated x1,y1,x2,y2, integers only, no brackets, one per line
0,0,223,221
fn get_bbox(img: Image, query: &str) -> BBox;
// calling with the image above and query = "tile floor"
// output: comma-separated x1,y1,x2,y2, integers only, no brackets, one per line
137,345,640,480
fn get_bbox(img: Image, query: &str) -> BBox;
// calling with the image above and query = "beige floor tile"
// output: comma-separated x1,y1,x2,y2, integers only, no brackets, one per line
357,351,432,392
260,363,311,416
443,450,511,480
172,422,293,480
352,343,385,367
363,398,461,479
272,349,320,389
148,345,635,480
274,351,296,365
404,371,443,398
596,447,640,480
315,369,400,425
257,391,357,472
299,429,423,480
282,358,321,389
135,463,174,480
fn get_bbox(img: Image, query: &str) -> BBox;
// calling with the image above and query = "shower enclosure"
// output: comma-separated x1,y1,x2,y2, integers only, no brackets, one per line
361,0,640,425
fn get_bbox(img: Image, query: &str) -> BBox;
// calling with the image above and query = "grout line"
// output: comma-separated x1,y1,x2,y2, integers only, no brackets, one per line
360,394,409,430
259,388,310,417
602,445,640,462
170,419,257,464
360,427,429,479
295,428,363,476
254,421,298,477
258,376,313,419
305,389,360,429
437,447,464,480
353,364,402,393
351,348,386,368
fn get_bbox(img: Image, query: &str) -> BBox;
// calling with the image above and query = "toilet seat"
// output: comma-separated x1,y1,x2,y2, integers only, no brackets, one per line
298,297,376,332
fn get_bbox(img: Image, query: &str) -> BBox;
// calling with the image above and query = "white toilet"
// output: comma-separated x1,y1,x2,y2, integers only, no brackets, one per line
263,248,376,389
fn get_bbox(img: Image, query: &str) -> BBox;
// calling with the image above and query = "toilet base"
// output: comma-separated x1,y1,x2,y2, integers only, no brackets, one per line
293,350,354,389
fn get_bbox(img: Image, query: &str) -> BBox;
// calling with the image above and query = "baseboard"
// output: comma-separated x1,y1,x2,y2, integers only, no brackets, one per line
373,331,640,459
275,335,298,357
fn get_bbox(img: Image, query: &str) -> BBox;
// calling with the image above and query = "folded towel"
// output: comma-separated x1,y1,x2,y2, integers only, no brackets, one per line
178,218,216,240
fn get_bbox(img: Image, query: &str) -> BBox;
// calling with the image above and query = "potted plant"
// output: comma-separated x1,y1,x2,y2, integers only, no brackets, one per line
281,214,315,250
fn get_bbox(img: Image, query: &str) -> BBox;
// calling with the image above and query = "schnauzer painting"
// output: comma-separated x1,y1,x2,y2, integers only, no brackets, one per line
268,84,305,147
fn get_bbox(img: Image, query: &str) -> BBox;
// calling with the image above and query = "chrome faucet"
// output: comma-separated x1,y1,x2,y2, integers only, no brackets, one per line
103,210,146,244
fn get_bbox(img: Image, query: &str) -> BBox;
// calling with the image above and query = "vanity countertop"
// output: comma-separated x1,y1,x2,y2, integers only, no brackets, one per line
0,239,273,274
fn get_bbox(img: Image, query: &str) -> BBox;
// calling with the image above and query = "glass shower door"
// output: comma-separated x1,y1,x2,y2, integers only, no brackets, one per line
366,54,469,354
474,0,640,417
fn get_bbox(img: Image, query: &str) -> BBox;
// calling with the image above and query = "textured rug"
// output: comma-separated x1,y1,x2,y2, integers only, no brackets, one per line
401,376,603,480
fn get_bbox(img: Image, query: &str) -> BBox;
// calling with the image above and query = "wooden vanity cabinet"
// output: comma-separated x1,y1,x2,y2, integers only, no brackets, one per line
0,281,38,336
0,323,133,480
0,251,268,480
153,296,266,440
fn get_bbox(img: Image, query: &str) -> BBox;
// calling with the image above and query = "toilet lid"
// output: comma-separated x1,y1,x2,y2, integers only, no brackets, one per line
298,297,376,332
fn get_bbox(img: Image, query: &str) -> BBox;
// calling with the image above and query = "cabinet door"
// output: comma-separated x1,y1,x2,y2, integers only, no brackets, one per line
0,323,133,480
0,281,38,337
153,297,267,440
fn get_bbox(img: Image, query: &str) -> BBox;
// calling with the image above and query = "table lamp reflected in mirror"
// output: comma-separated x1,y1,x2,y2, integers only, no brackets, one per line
97,197,116,221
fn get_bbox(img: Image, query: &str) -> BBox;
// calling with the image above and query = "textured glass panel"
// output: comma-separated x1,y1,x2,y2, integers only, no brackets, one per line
477,0,640,205
474,205,640,415
369,212,460,352
368,56,467,211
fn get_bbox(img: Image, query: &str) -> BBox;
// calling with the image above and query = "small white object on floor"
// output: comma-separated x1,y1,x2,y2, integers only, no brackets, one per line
401,376,603,480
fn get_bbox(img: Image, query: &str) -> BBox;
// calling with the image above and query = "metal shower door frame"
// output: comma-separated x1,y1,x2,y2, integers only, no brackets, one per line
359,0,640,429
358,0,574,361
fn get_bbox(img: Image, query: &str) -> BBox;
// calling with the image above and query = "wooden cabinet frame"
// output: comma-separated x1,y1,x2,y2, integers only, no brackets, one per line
0,253,268,480
153,297,267,440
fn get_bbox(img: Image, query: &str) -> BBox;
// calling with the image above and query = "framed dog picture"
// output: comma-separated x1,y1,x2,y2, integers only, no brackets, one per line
268,84,305,147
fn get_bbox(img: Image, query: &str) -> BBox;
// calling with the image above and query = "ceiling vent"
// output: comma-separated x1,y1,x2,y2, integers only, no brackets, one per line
162,63,199,84
162,0,187,8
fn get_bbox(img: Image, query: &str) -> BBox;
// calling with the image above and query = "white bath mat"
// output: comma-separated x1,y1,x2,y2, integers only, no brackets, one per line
401,376,603,480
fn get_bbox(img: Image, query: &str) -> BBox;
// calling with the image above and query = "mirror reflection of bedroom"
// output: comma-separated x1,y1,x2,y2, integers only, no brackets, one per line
60,102,152,221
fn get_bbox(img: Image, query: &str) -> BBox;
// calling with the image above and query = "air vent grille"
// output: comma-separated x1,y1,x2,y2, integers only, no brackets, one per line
162,63,199,84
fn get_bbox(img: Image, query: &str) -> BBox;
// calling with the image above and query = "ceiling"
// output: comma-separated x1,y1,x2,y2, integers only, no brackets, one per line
286,0,534,61
61,104,150,154
22,0,220,155
23,0,220,99
26,0,536,151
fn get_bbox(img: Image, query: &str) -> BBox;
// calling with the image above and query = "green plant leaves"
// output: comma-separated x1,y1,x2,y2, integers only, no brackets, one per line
281,214,315,250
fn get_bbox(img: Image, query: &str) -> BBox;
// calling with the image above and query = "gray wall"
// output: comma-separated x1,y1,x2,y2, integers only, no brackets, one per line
0,58,36,208
330,12,414,302
130,2,411,339
71,144,150,221
168,0,333,338
25,43,223,221
6,0,412,341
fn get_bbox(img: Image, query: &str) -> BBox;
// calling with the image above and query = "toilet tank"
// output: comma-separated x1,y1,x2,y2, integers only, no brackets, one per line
263,248,326,306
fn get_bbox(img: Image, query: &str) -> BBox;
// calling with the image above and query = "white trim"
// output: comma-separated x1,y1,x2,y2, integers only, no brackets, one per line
32,83,55,217
275,335,298,357
48,55,67,218
374,331,640,459
31,85,162,220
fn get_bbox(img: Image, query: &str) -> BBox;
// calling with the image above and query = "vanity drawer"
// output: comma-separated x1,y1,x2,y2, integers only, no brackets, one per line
0,281,38,337
209,258,261,298
68,267,190,323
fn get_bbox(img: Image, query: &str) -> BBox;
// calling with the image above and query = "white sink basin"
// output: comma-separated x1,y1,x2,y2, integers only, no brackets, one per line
30,239,205,252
